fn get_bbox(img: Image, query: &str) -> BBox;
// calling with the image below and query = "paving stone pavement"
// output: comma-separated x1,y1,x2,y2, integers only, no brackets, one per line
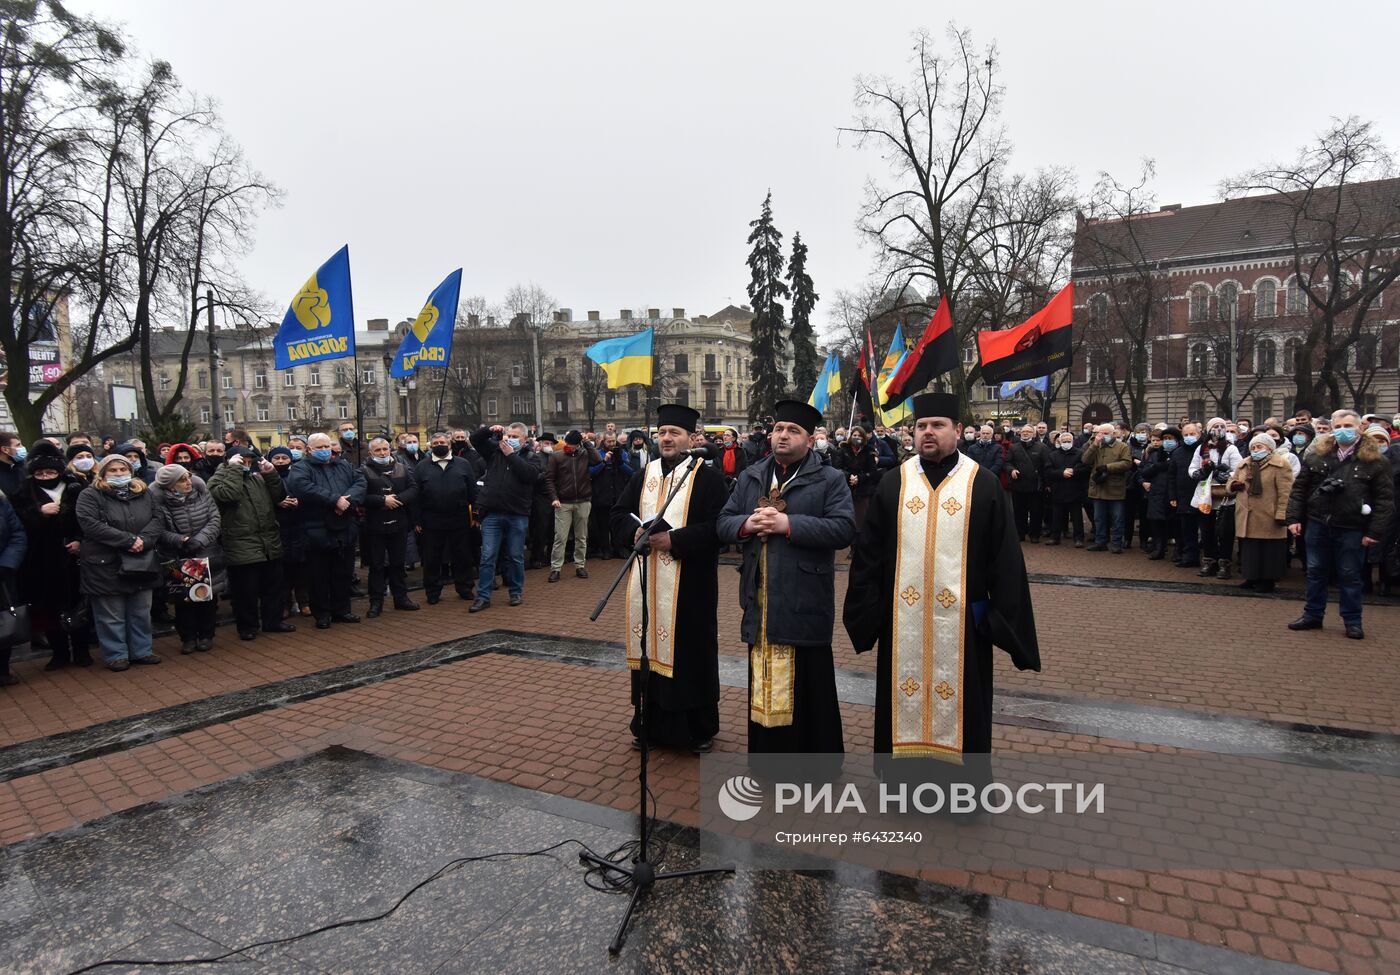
0,545,1396,974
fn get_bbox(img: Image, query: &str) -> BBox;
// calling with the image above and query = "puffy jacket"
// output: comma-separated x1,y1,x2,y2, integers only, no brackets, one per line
361,458,419,535
1285,434,1394,538
74,484,159,596
208,464,285,566
544,441,602,504
1081,439,1133,501
472,427,542,516
285,457,367,550
150,476,227,595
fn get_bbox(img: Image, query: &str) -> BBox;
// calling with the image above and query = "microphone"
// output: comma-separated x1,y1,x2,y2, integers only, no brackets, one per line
681,444,718,460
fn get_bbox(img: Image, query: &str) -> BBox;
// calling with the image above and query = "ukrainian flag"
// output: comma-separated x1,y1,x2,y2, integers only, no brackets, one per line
586,327,653,388
274,245,355,370
391,269,461,378
876,324,912,425
809,353,841,413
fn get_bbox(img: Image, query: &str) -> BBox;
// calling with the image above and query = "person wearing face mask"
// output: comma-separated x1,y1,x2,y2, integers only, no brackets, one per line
1125,424,1152,550
1361,425,1399,597
1140,429,1176,560
1226,434,1295,594
195,441,226,481
469,422,541,611
287,433,367,629
12,450,93,672
209,446,291,641
1285,409,1395,639
587,432,635,561
1187,419,1244,579
1007,427,1049,543
525,433,557,570
163,443,202,472
964,424,1004,477
333,421,363,467
150,464,224,655
414,431,479,605
836,426,880,549
264,447,309,618
544,429,603,584
359,437,419,617
0,431,27,497
1079,424,1133,552
75,455,162,671
66,444,98,485
1167,423,1203,567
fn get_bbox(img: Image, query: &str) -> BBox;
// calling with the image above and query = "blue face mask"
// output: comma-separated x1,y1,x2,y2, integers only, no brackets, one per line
1163,440,1178,452
1102,436,1115,445
505,437,521,450
340,429,355,441
14,446,26,461
107,474,132,488
290,449,303,461
372,455,393,466
1183,435,1198,446
406,443,418,454
1333,427,1358,446
1250,449,1270,461
1291,435,1306,447
311,448,333,463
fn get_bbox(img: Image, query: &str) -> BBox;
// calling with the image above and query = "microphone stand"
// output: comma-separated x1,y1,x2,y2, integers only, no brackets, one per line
581,452,734,954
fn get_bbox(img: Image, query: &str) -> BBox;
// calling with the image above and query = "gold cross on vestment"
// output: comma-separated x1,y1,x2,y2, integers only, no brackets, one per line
900,586,921,606
900,676,920,697
905,496,926,515
935,680,955,701
935,587,958,609
941,496,963,517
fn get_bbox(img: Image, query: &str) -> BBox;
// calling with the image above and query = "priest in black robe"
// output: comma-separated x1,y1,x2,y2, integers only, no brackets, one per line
610,403,726,753
718,400,855,754
843,392,1040,769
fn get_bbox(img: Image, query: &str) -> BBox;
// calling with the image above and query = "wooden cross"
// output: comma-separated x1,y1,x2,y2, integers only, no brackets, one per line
755,488,787,512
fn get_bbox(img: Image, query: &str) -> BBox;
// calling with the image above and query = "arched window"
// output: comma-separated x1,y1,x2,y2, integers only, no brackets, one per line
1088,348,1110,383
1087,293,1109,328
1282,337,1302,375
1285,276,1308,315
1188,285,1211,323
1254,279,1277,319
1189,343,1209,378
1217,282,1240,322
1255,338,1277,376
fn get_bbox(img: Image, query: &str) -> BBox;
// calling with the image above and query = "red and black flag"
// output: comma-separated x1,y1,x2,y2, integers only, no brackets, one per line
852,330,876,425
976,283,1074,384
880,295,958,409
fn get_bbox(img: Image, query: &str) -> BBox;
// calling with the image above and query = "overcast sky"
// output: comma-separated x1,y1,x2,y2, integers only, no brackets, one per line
80,1,1400,338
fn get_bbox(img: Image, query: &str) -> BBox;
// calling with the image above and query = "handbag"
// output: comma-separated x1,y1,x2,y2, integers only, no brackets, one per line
0,602,30,649
59,601,92,634
118,549,159,581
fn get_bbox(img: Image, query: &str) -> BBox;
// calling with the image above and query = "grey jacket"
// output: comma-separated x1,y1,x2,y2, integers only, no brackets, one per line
718,449,856,646
150,476,226,596
75,485,162,596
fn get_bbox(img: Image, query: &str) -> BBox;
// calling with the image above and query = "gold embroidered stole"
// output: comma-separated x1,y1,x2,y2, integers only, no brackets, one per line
891,453,978,757
624,458,694,677
750,463,800,728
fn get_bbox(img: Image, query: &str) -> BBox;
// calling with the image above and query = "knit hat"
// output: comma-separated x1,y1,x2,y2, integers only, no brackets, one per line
564,430,583,446
28,439,62,459
266,446,293,462
154,463,192,488
1249,433,1276,451
96,454,135,478
1364,424,1389,441
66,443,95,461
26,453,65,476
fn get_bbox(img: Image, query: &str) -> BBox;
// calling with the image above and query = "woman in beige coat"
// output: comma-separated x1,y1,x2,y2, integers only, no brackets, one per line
1227,433,1295,593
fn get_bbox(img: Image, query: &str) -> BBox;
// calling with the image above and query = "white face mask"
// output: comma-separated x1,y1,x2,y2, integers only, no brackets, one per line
815,438,828,450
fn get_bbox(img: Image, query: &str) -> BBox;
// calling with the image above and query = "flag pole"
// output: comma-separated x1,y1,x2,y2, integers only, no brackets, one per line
434,361,448,433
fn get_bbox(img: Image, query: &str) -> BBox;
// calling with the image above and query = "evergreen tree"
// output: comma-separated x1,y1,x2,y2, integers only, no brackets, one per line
786,231,820,397
745,191,790,420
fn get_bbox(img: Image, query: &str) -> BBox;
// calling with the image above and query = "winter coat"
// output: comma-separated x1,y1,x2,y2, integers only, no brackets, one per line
10,475,84,611
207,464,285,566
718,450,856,647
272,468,305,562
1166,443,1198,514
0,458,24,498
964,439,1003,477
414,455,477,530
544,441,602,504
836,442,881,499
1188,441,1244,512
1140,448,1175,522
1285,434,1395,539
1007,440,1049,493
361,459,419,535
1228,453,1294,541
285,457,367,550
74,484,160,596
717,443,749,480
472,428,543,516
0,494,27,575
588,449,635,508
150,476,227,595
1081,439,1133,501
1041,445,1089,505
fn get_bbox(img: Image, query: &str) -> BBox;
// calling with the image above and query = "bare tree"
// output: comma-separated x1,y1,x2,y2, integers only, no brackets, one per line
1223,117,1400,413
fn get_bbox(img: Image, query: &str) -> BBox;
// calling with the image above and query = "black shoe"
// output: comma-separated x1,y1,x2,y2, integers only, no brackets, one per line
1287,616,1322,631
180,640,196,655
1147,552,1165,561
1085,543,1107,552
468,599,490,613
349,586,367,598
508,593,522,606
1109,545,1123,554
263,623,296,633
457,590,474,601
332,613,361,624
393,598,420,611
1028,536,1041,544
315,617,332,629
691,738,715,755
366,603,382,619
1044,539,1061,546
426,592,441,605
1073,539,1083,548
131,654,161,665
239,630,257,641
44,659,66,671
1256,581,1276,594
1238,580,1257,590
195,638,213,652
73,652,93,667
547,571,560,583
576,567,589,579
1345,624,1364,640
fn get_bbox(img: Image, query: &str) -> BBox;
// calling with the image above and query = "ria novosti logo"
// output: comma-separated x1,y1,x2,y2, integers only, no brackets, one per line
716,775,764,821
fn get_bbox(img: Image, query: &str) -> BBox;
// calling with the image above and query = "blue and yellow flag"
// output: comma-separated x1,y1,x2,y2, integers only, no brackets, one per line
998,375,1050,398
274,245,355,370
808,353,842,413
585,327,653,388
391,269,461,378
876,324,912,425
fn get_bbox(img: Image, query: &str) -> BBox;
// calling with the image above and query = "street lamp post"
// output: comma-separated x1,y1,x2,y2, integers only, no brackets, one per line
205,289,223,441
382,352,394,439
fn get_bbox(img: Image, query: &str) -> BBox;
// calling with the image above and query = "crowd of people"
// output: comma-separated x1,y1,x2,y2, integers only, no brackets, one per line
0,403,1393,689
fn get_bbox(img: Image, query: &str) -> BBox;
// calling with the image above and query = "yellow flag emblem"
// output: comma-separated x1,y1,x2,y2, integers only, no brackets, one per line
410,301,439,343
292,274,332,331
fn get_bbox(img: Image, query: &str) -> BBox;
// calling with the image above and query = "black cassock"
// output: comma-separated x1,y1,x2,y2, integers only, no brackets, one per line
610,457,726,748
843,452,1041,757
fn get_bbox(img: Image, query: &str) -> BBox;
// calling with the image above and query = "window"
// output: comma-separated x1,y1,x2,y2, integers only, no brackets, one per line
335,365,349,387
726,389,733,410
1255,280,1277,319
1252,396,1274,427
605,391,617,411
725,356,733,376
284,371,295,388
511,394,531,415
361,366,376,385
1283,396,1296,419
1189,343,1209,379
1357,393,1378,415
1087,294,1109,327
1286,276,1308,315
553,357,567,370
1255,338,1277,376
485,365,496,380
1188,285,1211,323
256,404,269,422
222,374,233,390
961,343,976,365
223,406,234,424
310,404,323,423
197,370,208,389
363,395,377,416
486,398,498,417
338,401,349,419
1217,282,1239,322
704,353,716,374
1088,349,1110,383
627,389,639,411
554,393,567,414
159,375,170,391
705,388,718,415
309,368,320,387
199,407,211,424
1186,398,1206,422
286,405,298,421
511,363,522,382
676,387,690,407
674,353,689,374
254,370,267,389
1282,337,1302,375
